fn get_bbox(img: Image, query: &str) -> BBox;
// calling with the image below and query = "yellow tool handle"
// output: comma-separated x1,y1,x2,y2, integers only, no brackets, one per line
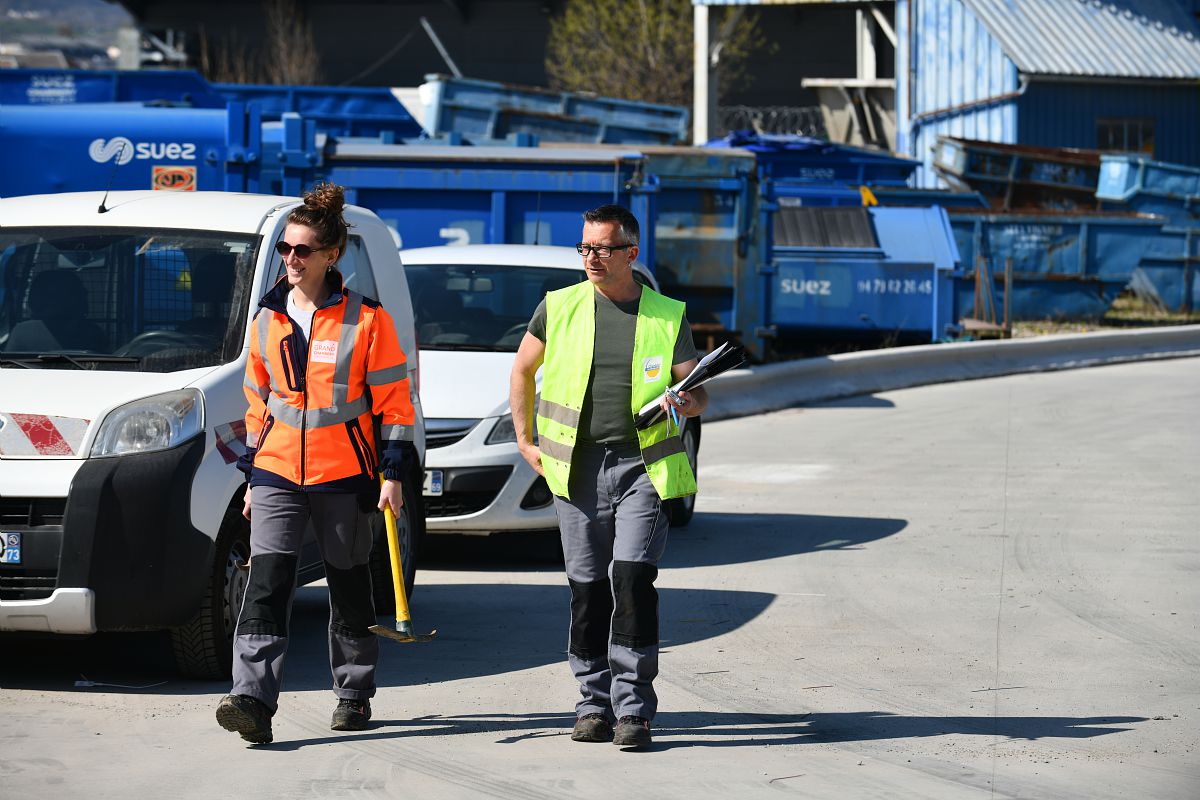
380,475,413,626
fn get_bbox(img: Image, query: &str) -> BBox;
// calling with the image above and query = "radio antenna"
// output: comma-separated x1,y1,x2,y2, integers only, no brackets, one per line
97,141,128,214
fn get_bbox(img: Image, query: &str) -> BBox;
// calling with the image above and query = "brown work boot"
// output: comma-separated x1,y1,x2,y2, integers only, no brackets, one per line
613,715,652,748
215,694,273,744
571,713,614,742
331,698,372,731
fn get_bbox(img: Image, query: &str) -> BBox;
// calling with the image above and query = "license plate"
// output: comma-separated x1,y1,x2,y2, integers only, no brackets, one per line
423,469,444,497
1,532,20,565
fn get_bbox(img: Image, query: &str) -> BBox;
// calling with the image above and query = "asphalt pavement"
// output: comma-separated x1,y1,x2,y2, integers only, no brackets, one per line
1,355,1196,799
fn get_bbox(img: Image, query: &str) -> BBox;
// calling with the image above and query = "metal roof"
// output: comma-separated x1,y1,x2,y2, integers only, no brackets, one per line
962,0,1200,79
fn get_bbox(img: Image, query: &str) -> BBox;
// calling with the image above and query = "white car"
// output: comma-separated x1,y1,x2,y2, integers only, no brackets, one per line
399,244,701,537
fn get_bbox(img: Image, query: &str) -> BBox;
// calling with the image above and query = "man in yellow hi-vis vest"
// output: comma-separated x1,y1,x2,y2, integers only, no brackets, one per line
510,204,707,749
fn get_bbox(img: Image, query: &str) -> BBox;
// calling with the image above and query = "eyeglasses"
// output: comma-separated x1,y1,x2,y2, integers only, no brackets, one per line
576,243,634,259
275,241,330,259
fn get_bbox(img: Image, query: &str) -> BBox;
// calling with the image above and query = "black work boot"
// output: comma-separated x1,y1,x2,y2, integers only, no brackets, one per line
215,694,273,744
571,713,614,743
331,698,372,731
613,715,652,748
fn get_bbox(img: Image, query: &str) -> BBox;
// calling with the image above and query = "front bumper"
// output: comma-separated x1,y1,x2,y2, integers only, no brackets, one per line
0,588,95,634
0,436,213,634
423,416,558,534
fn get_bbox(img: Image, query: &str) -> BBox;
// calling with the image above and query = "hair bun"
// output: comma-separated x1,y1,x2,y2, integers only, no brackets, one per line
303,182,346,217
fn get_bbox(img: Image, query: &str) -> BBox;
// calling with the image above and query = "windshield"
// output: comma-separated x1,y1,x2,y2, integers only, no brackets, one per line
0,226,259,372
405,264,584,352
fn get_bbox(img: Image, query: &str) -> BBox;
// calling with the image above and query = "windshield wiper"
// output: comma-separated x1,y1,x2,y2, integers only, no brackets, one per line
419,343,503,352
1,353,142,369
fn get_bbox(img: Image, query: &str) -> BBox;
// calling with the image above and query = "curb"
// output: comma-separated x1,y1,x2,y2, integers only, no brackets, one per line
703,324,1200,421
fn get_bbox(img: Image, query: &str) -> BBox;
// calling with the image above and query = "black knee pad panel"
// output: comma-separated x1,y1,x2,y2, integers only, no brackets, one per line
568,577,612,660
611,560,658,649
325,562,376,638
238,553,298,636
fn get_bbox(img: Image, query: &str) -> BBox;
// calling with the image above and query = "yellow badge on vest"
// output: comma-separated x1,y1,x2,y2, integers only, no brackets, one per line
643,355,664,383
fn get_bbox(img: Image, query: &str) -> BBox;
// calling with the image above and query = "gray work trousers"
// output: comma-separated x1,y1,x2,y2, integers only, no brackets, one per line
553,440,670,723
230,486,379,713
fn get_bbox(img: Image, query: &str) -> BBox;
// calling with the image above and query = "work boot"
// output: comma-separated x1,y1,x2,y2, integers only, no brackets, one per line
331,698,372,731
571,713,614,743
613,715,652,749
215,694,273,744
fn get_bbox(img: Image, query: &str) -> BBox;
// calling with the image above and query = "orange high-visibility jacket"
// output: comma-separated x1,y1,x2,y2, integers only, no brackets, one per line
242,273,415,491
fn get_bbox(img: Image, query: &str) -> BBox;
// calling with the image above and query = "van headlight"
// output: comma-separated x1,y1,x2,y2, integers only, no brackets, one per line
90,389,204,457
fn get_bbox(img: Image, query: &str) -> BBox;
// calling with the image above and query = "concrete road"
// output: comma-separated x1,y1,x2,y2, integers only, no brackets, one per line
2,358,1197,799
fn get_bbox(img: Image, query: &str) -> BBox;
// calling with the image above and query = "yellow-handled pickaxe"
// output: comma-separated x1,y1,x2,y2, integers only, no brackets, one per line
368,475,436,643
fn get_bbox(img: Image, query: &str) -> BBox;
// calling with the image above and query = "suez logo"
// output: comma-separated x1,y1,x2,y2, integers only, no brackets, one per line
88,137,198,165
779,276,833,296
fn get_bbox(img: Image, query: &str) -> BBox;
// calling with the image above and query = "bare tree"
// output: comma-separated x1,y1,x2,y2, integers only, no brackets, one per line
263,0,322,85
546,0,761,107
198,0,321,85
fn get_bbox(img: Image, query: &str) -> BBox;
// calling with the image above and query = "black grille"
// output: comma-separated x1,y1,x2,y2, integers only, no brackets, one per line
426,419,480,449
424,466,512,518
425,490,502,518
0,570,57,601
0,497,66,527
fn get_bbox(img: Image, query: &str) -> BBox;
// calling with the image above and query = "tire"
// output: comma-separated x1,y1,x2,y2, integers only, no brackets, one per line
369,476,422,615
170,502,251,679
663,416,701,528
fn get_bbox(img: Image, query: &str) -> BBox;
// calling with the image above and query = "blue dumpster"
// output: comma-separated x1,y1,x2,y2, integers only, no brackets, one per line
0,67,423,139
747,205,958,344
421,73,689,145
947,211,1170,320
708,132,919,186
1097,155,1198,312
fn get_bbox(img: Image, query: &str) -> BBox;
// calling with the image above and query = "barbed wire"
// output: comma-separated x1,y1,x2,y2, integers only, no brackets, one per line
717,105,828,138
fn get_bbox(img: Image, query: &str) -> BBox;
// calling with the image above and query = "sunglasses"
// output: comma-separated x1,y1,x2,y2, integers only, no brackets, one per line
275,241,330,259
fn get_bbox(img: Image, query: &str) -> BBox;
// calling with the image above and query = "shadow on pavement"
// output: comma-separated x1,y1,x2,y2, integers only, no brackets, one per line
0,581,775,694
664,511,907,569
1,510,905,695
254,709,1147,751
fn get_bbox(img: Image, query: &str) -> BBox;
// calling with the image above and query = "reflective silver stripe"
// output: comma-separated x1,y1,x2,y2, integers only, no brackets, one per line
257,311,273,385
536,398,581,428
537,436,574,463
332,291,363,409
267,394,371,429
381,423,415,442
367,363,408,385
243,375,270,402
641,436,685,466
245,430,260,448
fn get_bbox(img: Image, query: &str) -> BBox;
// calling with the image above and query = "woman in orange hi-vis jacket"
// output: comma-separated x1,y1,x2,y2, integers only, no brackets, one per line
215,183,416,745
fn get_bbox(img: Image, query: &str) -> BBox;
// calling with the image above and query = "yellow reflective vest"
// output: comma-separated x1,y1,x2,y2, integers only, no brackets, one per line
536,281,697,501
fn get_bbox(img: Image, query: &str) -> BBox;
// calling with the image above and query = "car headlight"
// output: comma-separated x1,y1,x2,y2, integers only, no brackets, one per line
90,389,204,457
485,414,516,445
485,414,538,445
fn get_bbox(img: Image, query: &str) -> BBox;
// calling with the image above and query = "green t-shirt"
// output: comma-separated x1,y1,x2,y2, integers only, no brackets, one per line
528,287,697,443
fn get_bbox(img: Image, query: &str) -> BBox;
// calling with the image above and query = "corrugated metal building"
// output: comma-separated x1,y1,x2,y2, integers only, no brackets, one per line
897,0,1200,186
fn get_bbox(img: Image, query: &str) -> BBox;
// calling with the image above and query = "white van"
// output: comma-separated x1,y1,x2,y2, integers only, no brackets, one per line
0,191,425,678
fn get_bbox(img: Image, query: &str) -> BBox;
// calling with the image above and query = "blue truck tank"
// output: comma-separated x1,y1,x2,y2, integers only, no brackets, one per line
0,103,265,196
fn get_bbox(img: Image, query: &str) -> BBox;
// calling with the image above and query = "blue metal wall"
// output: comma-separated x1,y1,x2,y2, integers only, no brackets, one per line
897,0,1020,187
1017,82,1200,167
898,0,1200,185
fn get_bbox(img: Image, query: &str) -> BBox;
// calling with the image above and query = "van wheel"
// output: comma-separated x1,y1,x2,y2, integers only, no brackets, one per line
664,417,701,528
170,504,251,679
369,477,422,615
